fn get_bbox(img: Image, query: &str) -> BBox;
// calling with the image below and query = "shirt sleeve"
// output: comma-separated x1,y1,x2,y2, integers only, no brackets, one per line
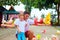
14,19,18,26
28,19,34,25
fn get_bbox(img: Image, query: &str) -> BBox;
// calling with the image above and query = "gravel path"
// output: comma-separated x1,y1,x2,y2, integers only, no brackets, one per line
0,26,60,40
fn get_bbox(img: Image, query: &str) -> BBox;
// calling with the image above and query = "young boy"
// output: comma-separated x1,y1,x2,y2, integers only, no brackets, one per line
14,13,26,40
24,11,35,40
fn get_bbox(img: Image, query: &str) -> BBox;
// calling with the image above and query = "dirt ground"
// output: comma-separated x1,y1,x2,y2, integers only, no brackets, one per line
0,26,60,40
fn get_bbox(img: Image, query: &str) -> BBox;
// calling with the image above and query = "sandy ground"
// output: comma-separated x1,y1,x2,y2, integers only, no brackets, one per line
0,26,60,40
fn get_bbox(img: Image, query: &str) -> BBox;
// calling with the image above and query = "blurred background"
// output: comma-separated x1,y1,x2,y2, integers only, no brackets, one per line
0,0,60,26
0,0,60,40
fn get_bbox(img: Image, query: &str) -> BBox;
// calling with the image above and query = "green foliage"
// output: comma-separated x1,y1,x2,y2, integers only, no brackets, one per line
0,0,59,9
54,0,59,4
20,0,59,12
41,14,45,18
51,14,58,25
0,0,20,6
20,0,46,12
20,0,32,12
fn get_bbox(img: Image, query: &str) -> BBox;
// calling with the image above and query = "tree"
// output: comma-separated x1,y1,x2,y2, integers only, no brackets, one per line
20,0,56,12
20,0,46,12
54,0,60,25
20,0,32,12
0,0,20,6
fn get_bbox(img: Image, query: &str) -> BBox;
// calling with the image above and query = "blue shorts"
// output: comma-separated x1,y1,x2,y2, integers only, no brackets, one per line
17,32,26,40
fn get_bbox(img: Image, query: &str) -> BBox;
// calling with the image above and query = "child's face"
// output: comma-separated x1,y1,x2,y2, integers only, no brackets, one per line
19,15,24,21
24,14,29,20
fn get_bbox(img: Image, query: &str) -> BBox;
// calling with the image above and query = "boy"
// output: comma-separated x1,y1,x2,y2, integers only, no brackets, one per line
24,11,35,40
14,13,26,40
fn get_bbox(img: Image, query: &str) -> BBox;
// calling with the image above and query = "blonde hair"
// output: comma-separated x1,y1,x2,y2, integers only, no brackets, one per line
18,13,24,18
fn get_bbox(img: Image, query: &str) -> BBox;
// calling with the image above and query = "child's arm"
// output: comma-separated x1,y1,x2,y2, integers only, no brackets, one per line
29,19,34,25
14,19,20,33
25,22,28,27
16,25,21,33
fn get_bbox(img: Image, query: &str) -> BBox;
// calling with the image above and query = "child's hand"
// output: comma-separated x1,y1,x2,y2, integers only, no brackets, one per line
25,24,28,27
18,30,21,33
17,26,21,33
17,28,21,33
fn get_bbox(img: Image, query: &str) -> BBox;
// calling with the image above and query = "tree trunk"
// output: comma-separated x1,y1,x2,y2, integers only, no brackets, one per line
57,3,60,26
0,12,2,27
59,4,60,25
25,0,31,13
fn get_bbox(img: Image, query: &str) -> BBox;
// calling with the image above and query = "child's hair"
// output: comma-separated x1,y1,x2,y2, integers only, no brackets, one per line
24,11,30,15
18,13,24,18
26,31,34,40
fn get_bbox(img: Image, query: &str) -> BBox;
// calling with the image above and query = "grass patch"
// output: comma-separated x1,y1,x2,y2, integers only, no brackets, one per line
54,26,60,30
